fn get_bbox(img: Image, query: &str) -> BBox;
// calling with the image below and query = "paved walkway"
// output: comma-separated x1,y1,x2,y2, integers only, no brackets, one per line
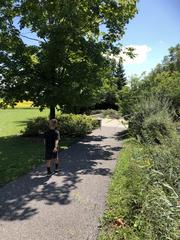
0,119,126,240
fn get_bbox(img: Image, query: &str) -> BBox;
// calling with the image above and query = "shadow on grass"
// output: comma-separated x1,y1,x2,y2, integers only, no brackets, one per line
0,131,121,221
0,136,44,187
14,119,34,127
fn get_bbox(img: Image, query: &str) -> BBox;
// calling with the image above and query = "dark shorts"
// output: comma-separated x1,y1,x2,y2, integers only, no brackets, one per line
45,151,58,160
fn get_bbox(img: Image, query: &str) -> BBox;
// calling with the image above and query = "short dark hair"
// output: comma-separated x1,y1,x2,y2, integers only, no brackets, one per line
49,119,57,128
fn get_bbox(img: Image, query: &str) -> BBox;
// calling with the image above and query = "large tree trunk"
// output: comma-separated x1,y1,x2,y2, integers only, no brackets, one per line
49,105,56,119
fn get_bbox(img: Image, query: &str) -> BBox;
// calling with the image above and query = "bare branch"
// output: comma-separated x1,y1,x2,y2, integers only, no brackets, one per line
20,34,44,43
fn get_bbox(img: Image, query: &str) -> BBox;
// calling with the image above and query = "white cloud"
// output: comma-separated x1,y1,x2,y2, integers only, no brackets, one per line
122,45,152,65
104,44,152,65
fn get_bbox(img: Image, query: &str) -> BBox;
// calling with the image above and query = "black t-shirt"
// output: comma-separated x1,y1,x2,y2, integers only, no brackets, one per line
44,129,60,152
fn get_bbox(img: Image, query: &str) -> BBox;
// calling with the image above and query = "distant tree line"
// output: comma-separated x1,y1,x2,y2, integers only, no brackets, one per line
119,44,180,117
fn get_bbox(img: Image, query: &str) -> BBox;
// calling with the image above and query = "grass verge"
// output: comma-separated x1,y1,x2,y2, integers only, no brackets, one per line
98,139,147,240
98,138,179,240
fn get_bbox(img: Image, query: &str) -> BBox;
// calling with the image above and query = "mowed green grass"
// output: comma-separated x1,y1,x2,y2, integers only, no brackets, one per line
0,137,45,186
0,108,49,137
0,108,78,186
0,109,48,186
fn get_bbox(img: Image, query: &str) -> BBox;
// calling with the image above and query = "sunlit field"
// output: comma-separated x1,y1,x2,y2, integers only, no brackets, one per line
0,108,49,137
14,101,34,108
0,100,34,109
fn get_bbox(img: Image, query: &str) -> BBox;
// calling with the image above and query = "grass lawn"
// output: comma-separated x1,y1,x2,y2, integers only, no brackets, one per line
0,136,44,186
0,108,49,137
0,108,79,186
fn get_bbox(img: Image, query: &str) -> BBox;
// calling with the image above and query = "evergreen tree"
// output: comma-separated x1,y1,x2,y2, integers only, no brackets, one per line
115,61,127,90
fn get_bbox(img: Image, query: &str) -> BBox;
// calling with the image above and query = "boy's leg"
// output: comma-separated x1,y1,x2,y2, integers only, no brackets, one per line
45,151,53,176
53,151,60,173
46,159,52,176
55,157,60,171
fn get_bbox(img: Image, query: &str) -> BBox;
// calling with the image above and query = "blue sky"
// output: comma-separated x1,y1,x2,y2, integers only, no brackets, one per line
18,0,180,77
122,0,180,77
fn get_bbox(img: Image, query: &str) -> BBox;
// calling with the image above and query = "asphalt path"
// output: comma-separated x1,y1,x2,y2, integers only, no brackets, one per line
0,119,126,240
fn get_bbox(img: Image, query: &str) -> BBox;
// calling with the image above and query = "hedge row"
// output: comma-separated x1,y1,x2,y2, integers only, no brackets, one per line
21,114,99,137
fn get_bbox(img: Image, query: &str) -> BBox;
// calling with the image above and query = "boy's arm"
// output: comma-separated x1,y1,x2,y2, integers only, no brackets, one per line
53,130,60,152
55,139,59,148
53,139,59,152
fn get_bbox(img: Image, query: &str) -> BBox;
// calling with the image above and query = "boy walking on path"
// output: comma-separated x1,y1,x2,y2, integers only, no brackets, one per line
44,119,60,176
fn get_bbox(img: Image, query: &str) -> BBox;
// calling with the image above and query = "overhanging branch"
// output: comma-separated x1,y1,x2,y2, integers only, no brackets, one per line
20,34,45,43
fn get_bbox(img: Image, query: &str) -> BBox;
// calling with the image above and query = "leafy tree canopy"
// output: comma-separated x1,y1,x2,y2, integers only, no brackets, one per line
118,44,180,117
0,0,138,117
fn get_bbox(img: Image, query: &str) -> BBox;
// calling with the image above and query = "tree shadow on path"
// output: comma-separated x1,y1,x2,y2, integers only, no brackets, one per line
0,131,121,221
114,129,129,141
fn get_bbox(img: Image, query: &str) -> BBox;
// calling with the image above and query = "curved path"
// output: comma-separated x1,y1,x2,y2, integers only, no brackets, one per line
0,119,126,240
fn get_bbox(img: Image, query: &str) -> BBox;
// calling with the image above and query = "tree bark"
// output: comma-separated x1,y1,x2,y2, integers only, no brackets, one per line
49,105,56,119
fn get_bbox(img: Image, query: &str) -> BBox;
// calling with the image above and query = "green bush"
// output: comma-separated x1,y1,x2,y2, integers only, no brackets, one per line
118,85,136,118
21,117,48,137
141,111,175,144
57,114,99,136
21,114,99,137
90,109,104,115
129,96,176,144
102,109,120,119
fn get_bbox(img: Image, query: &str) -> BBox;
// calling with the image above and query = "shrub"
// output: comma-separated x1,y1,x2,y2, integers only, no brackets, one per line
141,111,175,144
102,109,120,119
90,109,104,115
57,114,98,136
129,96,176,144
118,85,136,118
21,114,99,137
21,117,48,137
